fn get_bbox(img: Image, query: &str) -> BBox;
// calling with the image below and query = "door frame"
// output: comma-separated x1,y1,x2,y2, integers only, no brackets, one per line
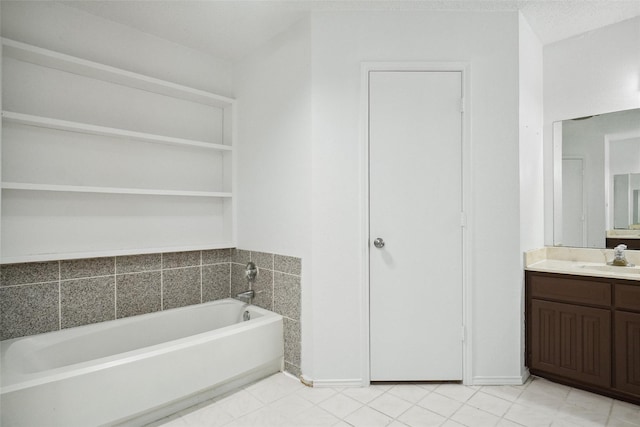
359,62,473,385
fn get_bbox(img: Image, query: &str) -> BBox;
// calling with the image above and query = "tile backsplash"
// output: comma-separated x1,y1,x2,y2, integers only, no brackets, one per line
0,248,302,376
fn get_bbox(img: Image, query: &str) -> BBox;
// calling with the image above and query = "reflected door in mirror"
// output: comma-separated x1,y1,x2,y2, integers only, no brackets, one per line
562,158,586,247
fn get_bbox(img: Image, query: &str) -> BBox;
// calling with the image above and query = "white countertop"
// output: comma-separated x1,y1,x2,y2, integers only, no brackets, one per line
606,229,640,239
525,247,640,282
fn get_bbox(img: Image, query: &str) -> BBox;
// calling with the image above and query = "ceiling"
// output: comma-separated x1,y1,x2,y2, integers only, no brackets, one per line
59,0,640,61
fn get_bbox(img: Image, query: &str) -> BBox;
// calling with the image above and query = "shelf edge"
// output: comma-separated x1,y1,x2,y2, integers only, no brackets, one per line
2,38,235,108
0,243,237,264
1,182,233,198
2,111,233,152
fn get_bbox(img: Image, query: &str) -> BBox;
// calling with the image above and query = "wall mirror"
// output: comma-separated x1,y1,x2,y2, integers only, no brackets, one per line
553,108,640,248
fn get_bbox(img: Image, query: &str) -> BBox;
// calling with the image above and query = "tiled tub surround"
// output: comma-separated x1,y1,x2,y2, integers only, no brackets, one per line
230,249,302,377
0,249,232,341
0,248,302,376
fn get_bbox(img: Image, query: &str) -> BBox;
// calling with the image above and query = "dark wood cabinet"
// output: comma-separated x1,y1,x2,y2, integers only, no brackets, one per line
606,237,640,250
530,299,611,388
526,271,640,405
615,311,640,396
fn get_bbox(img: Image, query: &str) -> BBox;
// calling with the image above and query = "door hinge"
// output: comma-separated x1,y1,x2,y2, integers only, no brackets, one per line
460,212,467,228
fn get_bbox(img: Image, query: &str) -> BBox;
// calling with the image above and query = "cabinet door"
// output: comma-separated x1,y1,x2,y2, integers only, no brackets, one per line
531,299,611,387
615,311,640,395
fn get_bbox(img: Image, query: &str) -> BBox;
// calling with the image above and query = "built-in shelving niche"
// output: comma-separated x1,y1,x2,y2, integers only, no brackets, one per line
1,38,236,263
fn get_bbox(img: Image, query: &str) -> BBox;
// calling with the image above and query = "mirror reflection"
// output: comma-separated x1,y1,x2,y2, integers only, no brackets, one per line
553,108,640,249
613,173,640,230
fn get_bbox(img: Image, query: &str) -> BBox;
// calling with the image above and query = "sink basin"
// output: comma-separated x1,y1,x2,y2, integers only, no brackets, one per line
579,264,640,274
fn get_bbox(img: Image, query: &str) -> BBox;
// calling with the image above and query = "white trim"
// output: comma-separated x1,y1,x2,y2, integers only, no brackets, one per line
308,378,366,388
2,111,232,151
552,121,563,245
281,371,301,382
360,61,473,385
1,182,231,198
229,103,238,252
605,135,611,230
359,62,372,387
471,374,530,386
2,38,234,108
460,64,473,386
1,243,235,264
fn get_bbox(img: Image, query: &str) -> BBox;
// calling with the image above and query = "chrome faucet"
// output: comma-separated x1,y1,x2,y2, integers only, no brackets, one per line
612,244,629,266
236,262,257,304
236,290,255,304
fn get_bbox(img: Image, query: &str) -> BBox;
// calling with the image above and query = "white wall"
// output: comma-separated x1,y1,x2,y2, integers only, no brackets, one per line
543,16,640,245
518,12,544,377
234,18,311,258
234,18,313,374
310,11,523,384
0,4,3,262
519,14,545,255
611,137,640,175
0,1,553,384
0,1,233,97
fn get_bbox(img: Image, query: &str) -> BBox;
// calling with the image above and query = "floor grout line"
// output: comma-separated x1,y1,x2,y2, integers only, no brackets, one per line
153,373,639,427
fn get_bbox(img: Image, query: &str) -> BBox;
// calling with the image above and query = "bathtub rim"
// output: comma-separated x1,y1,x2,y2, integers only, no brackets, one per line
1,298,282,394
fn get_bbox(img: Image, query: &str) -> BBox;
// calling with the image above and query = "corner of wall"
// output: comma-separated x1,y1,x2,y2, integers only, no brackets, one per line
518,11,544,385
232,16,313,379
518,12,545,256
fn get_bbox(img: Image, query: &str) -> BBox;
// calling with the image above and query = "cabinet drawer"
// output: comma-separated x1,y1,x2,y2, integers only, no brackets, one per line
615,284,640,312
529,274,611,307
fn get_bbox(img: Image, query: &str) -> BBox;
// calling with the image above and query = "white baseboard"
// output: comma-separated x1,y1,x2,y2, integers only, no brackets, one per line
305,371,531,388
306,378,366,388
472,370,530,386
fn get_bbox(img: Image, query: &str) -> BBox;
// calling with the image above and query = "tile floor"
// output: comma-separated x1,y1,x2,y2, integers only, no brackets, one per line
155,373,640,427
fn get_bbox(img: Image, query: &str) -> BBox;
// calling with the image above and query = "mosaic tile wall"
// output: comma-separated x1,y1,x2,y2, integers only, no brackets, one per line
0,248,302,376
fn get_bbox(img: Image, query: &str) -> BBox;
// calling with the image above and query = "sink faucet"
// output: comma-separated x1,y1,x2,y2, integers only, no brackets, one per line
612,244,629,266
236,289,255,304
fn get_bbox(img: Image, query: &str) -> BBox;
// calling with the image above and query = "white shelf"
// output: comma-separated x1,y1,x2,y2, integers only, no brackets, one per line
2,182,232,198
2,111,233,151
1,243,236,264
1,38,234,108
1,38,237,262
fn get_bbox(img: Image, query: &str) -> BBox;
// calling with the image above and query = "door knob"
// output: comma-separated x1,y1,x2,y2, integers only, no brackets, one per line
373,238,385,249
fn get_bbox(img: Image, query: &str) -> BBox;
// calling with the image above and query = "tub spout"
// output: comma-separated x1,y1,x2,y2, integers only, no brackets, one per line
236,290,255,304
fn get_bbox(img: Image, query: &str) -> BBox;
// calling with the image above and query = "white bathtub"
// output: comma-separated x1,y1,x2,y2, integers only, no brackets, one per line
1,298,284,427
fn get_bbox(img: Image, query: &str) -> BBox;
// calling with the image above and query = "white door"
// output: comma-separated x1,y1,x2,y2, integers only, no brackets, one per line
614,173,630,230
562,158,586,246
369,70,463,381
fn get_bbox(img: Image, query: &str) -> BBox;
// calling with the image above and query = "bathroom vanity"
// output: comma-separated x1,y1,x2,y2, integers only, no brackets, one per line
525,247,640,405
